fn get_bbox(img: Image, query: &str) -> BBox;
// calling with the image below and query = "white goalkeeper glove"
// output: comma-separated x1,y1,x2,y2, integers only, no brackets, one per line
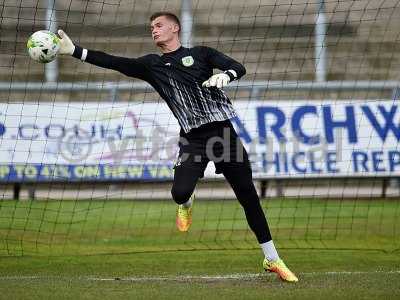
57,29,75,55
202,73,231,89
202,70,237,89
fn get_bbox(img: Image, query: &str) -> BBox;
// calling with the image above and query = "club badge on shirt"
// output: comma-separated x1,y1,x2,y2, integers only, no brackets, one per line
181,56,194,67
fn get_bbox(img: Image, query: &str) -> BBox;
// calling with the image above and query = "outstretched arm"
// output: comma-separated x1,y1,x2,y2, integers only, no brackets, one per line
58,29,150,80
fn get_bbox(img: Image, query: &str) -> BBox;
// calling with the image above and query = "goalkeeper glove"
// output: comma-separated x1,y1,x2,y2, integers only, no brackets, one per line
57,29,75,55
202,70,237,89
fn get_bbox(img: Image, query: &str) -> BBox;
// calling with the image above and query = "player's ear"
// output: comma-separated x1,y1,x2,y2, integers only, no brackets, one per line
172,23,180,34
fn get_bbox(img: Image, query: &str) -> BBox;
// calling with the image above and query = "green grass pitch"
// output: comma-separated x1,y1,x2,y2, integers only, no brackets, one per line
0,198,399,299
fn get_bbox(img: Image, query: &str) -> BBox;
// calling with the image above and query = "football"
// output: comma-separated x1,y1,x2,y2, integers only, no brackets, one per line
27,30,60,63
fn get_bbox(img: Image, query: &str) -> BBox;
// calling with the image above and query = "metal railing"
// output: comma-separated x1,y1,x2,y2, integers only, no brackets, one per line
1,80,400,101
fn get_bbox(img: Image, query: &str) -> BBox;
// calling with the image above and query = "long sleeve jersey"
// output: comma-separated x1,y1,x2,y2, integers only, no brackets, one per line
72,45,246,133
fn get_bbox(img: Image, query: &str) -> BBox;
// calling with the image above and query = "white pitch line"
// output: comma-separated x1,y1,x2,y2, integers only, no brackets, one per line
1,271,399,282
88,270,400,282
88,273,265,282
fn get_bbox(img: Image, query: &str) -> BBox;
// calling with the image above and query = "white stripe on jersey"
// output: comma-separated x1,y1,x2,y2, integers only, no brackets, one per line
168,78,236,132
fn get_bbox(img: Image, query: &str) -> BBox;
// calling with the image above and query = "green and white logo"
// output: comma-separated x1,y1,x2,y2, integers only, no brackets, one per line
181,56,194,67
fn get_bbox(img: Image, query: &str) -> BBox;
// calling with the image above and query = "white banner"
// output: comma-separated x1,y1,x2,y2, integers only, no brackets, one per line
0,100,399,181
231,100,400,178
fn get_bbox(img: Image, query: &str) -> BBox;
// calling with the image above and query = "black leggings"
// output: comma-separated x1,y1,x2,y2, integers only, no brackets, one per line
171,120,272,244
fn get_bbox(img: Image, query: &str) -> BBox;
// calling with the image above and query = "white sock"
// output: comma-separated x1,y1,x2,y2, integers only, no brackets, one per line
181,197,193,208
260,240,279,262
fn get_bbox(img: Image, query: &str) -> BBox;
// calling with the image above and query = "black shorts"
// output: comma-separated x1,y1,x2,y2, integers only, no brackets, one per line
173,119,251,178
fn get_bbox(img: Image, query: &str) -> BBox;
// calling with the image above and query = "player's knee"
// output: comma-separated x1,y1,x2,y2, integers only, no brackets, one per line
236,183,257,198
171,185,192,205
235,184,259,206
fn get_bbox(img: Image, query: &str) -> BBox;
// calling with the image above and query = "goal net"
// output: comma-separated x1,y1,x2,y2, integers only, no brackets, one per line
0,0,399,256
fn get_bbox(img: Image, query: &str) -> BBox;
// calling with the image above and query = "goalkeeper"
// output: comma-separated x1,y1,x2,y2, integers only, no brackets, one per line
57,11,298,282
